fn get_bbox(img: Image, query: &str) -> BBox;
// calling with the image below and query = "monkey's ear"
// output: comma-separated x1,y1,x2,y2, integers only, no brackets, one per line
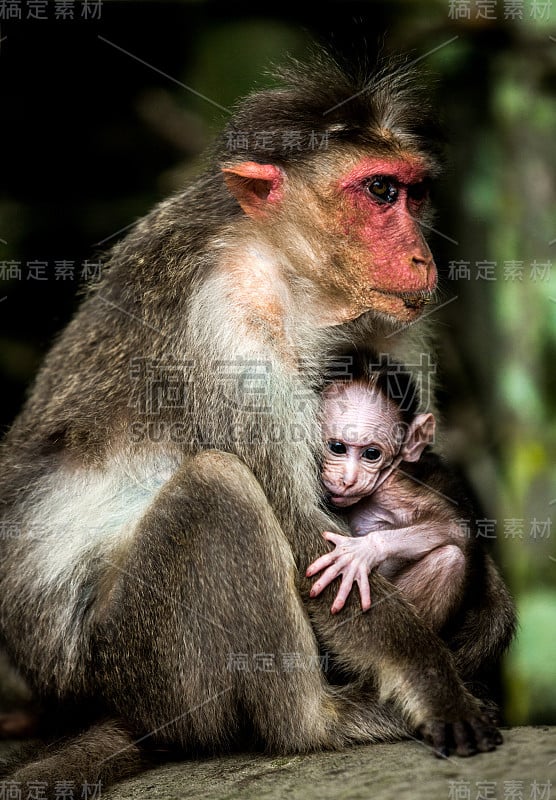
222,162,284,218
401,413,435,462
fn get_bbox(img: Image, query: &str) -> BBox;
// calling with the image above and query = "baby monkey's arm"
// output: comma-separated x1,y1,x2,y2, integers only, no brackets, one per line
307,519,466,621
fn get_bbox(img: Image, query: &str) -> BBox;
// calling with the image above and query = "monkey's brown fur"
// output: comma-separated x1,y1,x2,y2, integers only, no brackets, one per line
0,50,515,793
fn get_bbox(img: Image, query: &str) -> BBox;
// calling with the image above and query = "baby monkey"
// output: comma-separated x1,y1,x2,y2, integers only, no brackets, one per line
307,358,470,631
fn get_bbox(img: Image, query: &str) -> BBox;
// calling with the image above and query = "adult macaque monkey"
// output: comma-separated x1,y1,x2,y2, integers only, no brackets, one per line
307,357,515,664
0,50,514,792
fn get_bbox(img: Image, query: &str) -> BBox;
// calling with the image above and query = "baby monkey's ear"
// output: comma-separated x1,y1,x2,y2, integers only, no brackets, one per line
401,413,435,462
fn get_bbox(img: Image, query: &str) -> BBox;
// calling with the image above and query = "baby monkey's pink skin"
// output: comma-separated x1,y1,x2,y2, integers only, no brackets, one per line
307,381,466,623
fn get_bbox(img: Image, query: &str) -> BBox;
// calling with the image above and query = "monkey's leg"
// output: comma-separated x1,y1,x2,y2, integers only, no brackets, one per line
90,450,386,755
383,544,466,631
299,532,502,756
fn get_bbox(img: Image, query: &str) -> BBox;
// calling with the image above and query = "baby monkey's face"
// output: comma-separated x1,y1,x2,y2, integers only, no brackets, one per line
321,382,404,507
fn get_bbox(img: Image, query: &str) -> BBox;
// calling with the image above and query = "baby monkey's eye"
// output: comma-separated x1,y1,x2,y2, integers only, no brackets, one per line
327,440,347,455
362,447,382,462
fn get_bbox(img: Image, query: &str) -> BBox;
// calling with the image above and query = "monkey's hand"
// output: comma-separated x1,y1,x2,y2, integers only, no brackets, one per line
306,530,386,614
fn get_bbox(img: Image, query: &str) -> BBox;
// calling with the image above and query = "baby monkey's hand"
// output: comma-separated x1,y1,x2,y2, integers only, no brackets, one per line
306,530,386,613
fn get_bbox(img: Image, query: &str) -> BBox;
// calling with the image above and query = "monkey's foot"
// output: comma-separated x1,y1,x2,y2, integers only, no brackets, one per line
417,715,503,758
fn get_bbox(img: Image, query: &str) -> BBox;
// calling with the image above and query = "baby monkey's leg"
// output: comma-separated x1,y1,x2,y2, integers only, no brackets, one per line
385,545,466,631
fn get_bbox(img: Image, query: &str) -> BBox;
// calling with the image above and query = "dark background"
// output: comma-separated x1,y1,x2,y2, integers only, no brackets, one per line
1,0,555,722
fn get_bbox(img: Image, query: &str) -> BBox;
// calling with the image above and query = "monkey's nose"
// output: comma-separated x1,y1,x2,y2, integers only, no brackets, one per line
409,253,437,292
411,254,429,267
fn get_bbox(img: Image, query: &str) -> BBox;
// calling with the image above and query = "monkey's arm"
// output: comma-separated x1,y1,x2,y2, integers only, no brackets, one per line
365,518,467,565
306,520,463,613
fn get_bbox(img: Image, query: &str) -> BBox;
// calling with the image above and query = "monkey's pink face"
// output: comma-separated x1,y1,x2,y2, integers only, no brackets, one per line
221,153,437,326
321,384,404,507
337,156,437,321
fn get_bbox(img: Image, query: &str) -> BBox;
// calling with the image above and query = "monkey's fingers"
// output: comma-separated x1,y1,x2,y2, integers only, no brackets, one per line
468,716,503,750
306,550,338,578
307,532,353,577
418,715,502,758
330,569,357,614
321,530,350,546
355,571,371,612
309,561,347,597
418,720,449,758
452,721,478,757
452,716,502,756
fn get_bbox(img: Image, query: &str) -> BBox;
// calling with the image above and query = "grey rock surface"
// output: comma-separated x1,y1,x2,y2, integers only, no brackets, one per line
102,727,555,800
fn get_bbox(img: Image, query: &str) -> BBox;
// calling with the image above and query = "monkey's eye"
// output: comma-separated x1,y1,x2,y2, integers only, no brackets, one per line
327,440,347,455
362,447,382,461
366,177,398,204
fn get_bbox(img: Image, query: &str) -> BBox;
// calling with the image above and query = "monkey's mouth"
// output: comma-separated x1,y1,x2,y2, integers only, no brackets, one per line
324,490,362,508
397,290,433,310
367,288,435,322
